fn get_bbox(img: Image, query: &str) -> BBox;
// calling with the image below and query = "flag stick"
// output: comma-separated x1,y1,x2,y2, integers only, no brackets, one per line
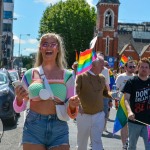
135,119,149,126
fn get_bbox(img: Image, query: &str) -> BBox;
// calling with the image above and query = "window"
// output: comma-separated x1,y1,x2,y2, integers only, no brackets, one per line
104,10,114,28
7,36,11,45
3,23,12,32
3,11,13,19
7,48,10,57
4,0,13,2
2,41,6,50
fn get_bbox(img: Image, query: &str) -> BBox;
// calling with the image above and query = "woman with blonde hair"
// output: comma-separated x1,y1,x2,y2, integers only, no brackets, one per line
13,33,80,150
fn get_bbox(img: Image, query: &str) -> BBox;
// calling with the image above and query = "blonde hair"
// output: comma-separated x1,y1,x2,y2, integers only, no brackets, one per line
34,33,67,69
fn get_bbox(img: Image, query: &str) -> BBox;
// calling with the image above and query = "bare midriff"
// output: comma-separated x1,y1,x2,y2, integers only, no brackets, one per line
30,99,56,115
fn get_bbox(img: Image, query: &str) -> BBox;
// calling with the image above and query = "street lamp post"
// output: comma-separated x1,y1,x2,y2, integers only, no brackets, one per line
18,34,30,57
18,34,30,77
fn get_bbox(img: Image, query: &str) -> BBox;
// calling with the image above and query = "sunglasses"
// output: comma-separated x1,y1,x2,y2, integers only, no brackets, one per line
42,42,58,48
128,66,135,69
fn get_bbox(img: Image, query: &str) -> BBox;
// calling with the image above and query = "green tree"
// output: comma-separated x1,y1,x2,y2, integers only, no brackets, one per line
22,57,33,69
39,0,96,67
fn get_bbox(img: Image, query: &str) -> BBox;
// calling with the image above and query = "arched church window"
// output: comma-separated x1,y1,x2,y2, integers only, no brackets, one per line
105,10,113,27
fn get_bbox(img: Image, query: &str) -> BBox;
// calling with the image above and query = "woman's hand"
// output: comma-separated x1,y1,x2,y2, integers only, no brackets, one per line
15,86,29,101
69,95,80,110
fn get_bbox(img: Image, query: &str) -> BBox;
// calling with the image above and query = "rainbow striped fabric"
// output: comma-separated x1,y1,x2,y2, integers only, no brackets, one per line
113,95,128,134
119,55,128,67
77,49,97,75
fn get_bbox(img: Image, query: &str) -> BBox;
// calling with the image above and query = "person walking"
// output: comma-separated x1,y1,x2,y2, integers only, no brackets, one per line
123,57,150,150
13,33,80,150
76,55,112,150
101,60,111,132
115,60,136,149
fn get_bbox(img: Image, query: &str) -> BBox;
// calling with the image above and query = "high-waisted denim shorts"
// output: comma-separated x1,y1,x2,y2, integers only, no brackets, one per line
22,110,69,149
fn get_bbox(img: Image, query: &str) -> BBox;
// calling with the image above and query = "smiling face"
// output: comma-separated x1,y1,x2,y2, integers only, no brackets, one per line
40,36,59,62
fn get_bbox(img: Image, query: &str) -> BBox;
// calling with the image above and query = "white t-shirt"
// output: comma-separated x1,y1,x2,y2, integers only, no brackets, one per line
115,72,134,98
115,72,134,91
101,67,110,85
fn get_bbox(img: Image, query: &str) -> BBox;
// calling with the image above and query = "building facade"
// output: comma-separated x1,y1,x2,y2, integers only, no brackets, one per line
94,0,120,67
0,0,4,67
94,0,150,68
2,0,15,68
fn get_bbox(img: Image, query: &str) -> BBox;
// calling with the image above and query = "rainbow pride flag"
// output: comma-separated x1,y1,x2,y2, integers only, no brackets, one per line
113,95,128,134
77,49,97,75
119,55,128,67
109,69,115,90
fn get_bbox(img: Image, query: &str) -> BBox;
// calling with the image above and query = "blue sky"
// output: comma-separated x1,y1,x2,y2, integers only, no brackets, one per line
13,0,150,56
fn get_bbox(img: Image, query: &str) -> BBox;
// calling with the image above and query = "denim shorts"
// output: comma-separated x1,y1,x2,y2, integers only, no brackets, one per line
22,110,69,149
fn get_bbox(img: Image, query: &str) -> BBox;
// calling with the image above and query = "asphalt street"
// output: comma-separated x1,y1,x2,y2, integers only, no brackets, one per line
0,107,145,150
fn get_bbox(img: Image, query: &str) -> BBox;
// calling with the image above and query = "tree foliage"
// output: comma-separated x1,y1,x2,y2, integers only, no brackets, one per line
22,57,33,69
39,0,96,67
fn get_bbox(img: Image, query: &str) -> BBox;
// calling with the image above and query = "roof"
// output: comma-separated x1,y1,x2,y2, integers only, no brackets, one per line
97,0,120,4
140,44,150,56
118,33,150,55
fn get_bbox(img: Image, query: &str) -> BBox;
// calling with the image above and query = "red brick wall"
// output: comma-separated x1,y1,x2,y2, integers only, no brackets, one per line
96,4,119,59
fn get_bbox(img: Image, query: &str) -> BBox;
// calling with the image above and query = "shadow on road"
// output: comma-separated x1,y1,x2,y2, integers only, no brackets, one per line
108,118,115,122
102,131,121,140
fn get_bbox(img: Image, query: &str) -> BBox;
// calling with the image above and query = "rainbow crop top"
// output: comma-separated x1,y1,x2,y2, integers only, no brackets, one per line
21,68,75,102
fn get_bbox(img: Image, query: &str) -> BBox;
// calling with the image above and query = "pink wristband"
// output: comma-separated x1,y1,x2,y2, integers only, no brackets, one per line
13,98,27,113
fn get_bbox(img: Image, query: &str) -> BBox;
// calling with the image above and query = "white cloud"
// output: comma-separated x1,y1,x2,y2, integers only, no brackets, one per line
34,0,66,5
86,0,95,7
13,35,26,44
34,0,94,6
13,35,38,45
13,12,20,18
28,39,38,44
22,48,38,55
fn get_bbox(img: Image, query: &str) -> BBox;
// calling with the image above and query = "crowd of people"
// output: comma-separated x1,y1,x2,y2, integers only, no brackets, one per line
13,32,150,150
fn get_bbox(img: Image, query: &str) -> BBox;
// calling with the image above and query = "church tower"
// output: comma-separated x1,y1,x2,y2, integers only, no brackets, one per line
95,0,120,60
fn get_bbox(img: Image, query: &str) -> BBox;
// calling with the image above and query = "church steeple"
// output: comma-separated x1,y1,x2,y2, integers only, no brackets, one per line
97,0,120,4
95,0,120,61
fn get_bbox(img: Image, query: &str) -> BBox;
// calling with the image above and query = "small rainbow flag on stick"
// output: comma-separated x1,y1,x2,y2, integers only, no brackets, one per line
113,95,128,134
75,50,79,62
77,49,97,75
119,54,128,67
109,69,115,90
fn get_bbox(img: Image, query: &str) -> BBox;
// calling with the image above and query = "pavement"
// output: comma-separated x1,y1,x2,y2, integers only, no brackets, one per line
0,106,145,150
68,107,145,150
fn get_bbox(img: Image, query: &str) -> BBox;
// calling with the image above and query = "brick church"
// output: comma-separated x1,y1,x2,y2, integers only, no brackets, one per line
94,0,150,67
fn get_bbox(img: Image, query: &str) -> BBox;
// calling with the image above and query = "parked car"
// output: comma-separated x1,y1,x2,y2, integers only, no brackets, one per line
0,69,17,126
8,69,20,81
